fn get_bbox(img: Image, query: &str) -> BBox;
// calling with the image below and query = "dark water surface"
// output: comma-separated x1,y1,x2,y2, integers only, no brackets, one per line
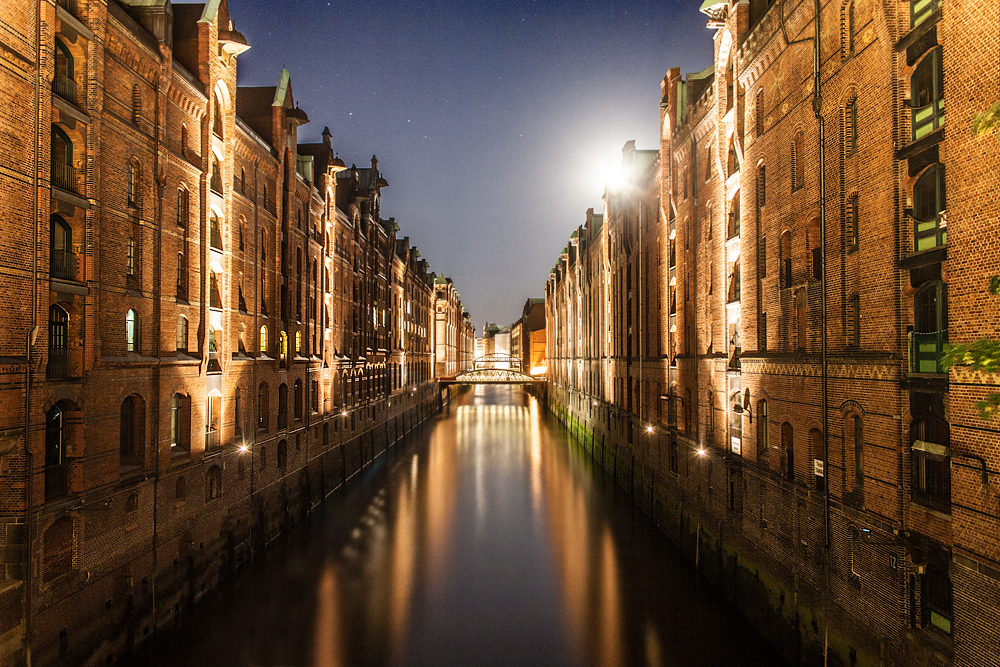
128,385,780,667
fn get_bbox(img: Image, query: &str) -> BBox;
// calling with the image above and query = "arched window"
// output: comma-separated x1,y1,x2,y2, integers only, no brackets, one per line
781,422,794,480
47,305,69,378
54,38,75,101
277,383,288,429
210,211,222,250
213,94,224,138
257,382,269,430
706,391,716,449
206,393,221,452
45,404,70,498
176,252,187,297
294,379,303,420
176,315,188,351
259,325,268,354
42,518,74,583
845,98,858,157
127,162,138,206
239,216,246,251
176,187,188,228
120,395,145,467
278,331,288,365
209,270,222,309
210,156,222,194
51,126,75,192
791,130,804,191
171,393,190,451
810,428,825,491
755,88,765,137
50,214,74,280
757,399,769,464
206,465,222,501
126,309,138,352
912,163,946,251
277,439,288,469
911,47,944,141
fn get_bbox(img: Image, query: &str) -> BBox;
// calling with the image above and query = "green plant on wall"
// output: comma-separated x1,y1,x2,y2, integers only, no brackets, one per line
971,101,1000,139
941,276,1000,419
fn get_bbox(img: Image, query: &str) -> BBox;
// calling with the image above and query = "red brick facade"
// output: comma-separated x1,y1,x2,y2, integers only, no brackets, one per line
0,2,471,665
546,1,1000,665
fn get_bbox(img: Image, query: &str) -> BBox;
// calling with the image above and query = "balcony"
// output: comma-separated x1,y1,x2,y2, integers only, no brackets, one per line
46,349,69,378
56,0,78,14
210,226,223,251
51,162,78,193
53,74,77,104
912,98,944,142
210,286,222,309
210,171,223,195
909,330,948,374
50,250,76,281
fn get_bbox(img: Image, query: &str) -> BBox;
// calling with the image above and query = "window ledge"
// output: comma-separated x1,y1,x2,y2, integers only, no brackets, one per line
895,7,943,53
897,126,944,160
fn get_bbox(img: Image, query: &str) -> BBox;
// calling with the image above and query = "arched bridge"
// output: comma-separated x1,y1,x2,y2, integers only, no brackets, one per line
439,368,542,385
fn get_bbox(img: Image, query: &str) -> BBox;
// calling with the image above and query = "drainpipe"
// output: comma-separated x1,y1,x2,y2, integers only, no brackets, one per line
24,0,42,662
151,55,166,636
812,0,831,665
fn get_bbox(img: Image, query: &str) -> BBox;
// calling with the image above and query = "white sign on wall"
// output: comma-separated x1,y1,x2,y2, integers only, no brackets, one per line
814,459,825,477
731,436,741,455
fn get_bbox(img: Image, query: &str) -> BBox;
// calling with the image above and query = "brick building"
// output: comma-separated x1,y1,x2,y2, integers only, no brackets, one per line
0,1,471,665
510,297,546,377
545,1,1000,665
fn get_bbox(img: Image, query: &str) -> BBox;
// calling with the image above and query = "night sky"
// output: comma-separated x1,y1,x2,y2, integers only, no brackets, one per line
227,0,713,332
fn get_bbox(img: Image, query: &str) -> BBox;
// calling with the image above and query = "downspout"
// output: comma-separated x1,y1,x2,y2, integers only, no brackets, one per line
812,0,831,664
250,159,259,555
151,58,166,636
24,0,42,662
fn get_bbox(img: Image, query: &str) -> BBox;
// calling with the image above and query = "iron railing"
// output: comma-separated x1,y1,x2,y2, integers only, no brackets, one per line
53,74,77,104
51,161,78,192
50,250,76,280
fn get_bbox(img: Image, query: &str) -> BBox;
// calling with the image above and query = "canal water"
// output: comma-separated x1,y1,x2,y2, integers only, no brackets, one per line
128,385,780,667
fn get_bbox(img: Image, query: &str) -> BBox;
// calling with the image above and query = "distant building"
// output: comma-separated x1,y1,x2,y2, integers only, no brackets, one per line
511,298,546,376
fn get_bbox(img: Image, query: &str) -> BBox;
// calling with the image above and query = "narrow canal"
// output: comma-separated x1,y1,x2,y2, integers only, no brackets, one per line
128,385,780,667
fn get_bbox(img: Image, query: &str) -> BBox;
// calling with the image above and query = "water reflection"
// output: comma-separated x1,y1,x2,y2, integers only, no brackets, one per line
128,385,778,667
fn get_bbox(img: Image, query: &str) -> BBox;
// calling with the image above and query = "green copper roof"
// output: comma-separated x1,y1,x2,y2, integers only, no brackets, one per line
273,69,290,107
199,0,222,23
699,0,726,13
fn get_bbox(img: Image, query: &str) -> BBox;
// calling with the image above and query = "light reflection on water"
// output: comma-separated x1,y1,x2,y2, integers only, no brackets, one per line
127,385,779,667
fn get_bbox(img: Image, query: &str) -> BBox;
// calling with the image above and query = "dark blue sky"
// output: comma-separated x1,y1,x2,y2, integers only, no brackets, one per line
229,0,713,331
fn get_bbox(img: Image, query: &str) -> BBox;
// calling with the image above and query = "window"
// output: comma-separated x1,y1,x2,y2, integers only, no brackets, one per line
210,156,222,194
206,466,222,501
238,323,246,353
791,131,804,191
277,383,288,429
239,217,246,251
781,422,794,480
842,1,855,58
757,400,769,463
176,188,188,227
45,405,70,498
258,382,269,431
847,294,860,347
728,197,740,239
845,98,858,156
240,168,246,195
759,311,767,351
127,162,138,206
180,125,188,156
120,395,145,467
279,331,288,365
911,0,942,28
911,47,944,141
171,393,190,451
911,413,950,512
54,39,75,101
51,126,75,192
213,94,224,138
50,215,74,280
210,211,223,250
911,281,948,374
846,193,859,248
669,439,679,474
810,428,825,491
176,252,187,297
48,305,69,378
126,309,138,352
277,440,288,469
922,564,952,635
311,379,320,413
206,394,221,452
755,88,765,137
210,270,222,309
234,387,243,436
912,163,946,251
294,380,303,420
779,231,792,288
176,315,188,351
851,414,864,492
729,392,743,455
259,325,268,355
707,391,716,449
756,165,766,208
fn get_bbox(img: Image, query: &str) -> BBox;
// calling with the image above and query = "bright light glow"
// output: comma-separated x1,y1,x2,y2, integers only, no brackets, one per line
530,365,547,376
592,401,598,406
238,444,249,453
646,426,653,433
697,449,707,457
341,410,348,417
